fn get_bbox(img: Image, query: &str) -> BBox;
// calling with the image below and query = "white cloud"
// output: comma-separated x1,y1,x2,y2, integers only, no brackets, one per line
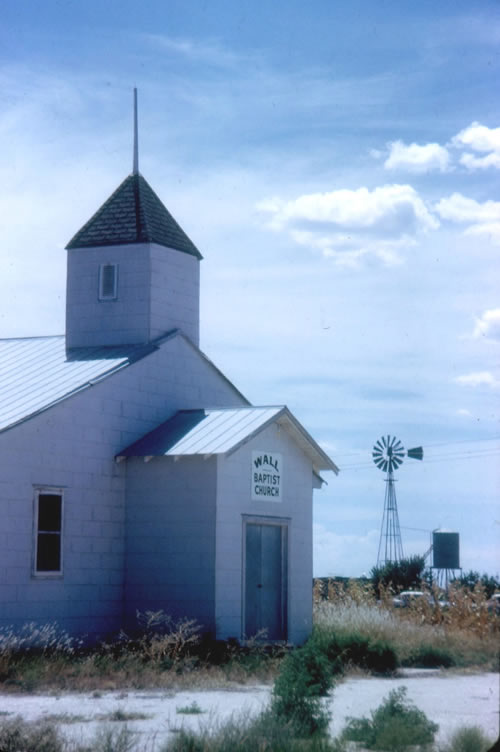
257,184,438,266
473,309,500,341
142,34,248,68
455,371,500,388
452,122,500,170
456,408,473,417
464,221,500,246
434,193,500,224
435,193,500,245
460,152,500,170
453,122,500,154
384,140,451,173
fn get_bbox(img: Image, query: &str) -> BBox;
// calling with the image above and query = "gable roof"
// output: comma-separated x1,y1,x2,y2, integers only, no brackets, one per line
117,406,339,474
66,173,202,258
0,332,249,435
0,336,155,433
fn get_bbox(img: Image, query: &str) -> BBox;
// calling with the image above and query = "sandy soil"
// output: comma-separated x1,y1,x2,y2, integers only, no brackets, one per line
0,669,498,750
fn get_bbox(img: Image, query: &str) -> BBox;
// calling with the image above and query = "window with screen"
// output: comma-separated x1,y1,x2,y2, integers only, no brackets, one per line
99,263,118,300
35,491,63,574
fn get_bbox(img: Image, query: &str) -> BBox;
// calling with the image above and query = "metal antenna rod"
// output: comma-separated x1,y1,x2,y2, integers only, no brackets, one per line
133,88,139,175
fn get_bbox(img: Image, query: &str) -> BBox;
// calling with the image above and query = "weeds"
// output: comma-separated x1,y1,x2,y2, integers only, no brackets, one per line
0,582,497,696
176,701,204,715
165,710,338,752
0,716,63,752
100,709,151,722
77,726,135,752
0,717,136,752
314,583,499,670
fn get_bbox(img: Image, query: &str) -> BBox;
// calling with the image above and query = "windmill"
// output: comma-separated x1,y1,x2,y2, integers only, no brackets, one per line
372,436,423,566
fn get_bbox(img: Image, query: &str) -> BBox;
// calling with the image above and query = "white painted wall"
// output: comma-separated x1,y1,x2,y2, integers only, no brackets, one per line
124,456,217,631
0,334,245,640
150,244,200,346
66,243,200,348
215,422,314,645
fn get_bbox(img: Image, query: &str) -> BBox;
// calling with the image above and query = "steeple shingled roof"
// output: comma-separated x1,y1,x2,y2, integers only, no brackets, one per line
66,173,202,258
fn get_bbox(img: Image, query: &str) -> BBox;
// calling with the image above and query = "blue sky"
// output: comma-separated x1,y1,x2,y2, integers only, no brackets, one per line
1,1,499,577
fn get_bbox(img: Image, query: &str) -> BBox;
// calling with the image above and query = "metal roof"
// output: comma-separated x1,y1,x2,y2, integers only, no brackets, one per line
0,336,155,433
66,173,202,258
117,406,339,474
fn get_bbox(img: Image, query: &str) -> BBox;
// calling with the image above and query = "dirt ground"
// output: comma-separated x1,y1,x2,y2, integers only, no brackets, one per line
0,669,498,750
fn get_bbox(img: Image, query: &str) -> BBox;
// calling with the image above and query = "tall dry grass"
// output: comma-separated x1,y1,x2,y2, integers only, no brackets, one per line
313,579,499,670
0,612,282,693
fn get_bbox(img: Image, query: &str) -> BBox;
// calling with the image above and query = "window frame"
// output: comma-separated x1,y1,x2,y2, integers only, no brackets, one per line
98,263,118,300
33,488,64,578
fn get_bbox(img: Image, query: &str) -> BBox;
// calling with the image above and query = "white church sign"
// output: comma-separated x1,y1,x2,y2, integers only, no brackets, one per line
251,452,282,501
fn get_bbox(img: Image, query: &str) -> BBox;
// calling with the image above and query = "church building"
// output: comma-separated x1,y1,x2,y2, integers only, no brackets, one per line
0,95,338,644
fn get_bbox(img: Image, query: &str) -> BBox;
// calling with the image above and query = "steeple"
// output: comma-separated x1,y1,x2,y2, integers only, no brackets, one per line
65,90,202,349
66,173,201,257
133,87,139,176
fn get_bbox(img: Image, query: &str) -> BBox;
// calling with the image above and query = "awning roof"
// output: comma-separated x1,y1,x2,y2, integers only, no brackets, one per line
117,405,339,474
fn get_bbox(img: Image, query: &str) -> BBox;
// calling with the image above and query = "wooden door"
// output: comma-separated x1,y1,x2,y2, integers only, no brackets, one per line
245,522,287,640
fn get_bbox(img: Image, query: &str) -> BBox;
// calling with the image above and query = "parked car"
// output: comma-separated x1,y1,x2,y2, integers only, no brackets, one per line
392,591,434,608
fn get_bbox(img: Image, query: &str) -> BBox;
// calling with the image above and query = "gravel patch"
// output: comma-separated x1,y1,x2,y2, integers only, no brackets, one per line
0,671,497,749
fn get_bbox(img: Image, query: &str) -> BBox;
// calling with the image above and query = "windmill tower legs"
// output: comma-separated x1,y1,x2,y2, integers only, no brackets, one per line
377,471,404,566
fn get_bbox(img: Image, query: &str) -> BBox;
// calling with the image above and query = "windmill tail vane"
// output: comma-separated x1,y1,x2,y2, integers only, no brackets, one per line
407,446,424,461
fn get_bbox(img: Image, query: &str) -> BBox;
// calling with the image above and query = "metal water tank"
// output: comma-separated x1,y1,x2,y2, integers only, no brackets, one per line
433,531,460,569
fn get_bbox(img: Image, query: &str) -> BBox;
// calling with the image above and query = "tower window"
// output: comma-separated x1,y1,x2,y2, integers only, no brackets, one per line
99,263,118,300
34,490,63,575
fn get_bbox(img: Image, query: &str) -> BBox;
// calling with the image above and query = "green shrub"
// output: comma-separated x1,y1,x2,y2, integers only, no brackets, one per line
271,640,333,736
341,686,438,751
371,555,426,597
404,643,456,668
313,628,398,675
440,725,494,752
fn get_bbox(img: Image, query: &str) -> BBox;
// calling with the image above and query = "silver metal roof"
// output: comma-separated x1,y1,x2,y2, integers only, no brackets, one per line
0,336,153,433
117,406,339,473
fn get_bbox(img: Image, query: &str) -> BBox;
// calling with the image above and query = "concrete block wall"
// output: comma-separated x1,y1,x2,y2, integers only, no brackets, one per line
0,334,246,640
150,244,200,346
124,456,217,633
66,242,200,348
66,244,151,347
214,422,314,645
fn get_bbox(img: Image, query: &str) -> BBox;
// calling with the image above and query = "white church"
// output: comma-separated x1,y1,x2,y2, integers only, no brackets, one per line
0,95,338,644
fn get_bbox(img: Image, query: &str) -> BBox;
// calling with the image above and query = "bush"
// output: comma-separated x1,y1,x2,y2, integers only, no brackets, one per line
271,639,333,736
440,725,495,752
312,628,398,675
371,556,426,597
403,643,456,668
342,686,438,751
